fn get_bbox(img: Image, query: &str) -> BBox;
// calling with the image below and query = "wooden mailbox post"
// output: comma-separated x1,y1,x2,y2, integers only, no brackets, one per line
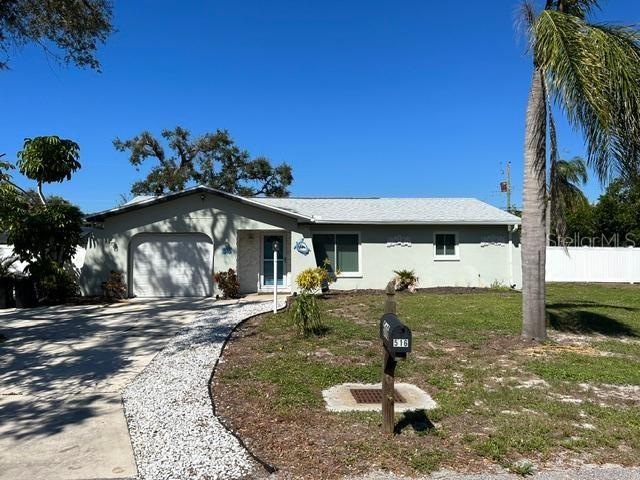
379,281,412,434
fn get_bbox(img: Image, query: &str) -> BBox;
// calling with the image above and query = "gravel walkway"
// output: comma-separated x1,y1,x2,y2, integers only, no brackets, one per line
122,300,282,480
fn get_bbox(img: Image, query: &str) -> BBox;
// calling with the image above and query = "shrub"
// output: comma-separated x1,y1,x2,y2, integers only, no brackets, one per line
102,271,127,299
33,263,79,303
290,265,335,335
394,269,419,292
296,266,330,292
214,268,240,299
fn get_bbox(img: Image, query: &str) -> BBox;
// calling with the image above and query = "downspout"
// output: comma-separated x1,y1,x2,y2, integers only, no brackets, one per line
508,224,514,288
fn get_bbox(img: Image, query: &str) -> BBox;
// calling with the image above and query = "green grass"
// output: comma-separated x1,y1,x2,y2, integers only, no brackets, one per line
218,283,640,477
528,353,640,384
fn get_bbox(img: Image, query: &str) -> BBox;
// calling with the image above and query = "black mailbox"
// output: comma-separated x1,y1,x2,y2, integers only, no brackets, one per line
379,313,412,359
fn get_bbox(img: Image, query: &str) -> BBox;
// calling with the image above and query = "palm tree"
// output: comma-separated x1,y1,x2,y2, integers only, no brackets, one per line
520,0,640,341
548,156,588,245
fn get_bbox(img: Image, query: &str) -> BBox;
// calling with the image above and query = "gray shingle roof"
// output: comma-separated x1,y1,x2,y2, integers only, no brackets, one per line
253,197,520,225
85,186,520,225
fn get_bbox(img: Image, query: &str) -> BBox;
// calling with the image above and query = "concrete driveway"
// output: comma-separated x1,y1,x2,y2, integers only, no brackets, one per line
0,298,214,480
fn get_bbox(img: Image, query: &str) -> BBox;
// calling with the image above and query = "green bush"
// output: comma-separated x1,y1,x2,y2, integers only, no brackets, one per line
214,268,240,299
33,264,79,303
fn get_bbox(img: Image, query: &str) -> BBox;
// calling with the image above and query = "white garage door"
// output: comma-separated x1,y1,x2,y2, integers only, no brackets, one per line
131,233,213,297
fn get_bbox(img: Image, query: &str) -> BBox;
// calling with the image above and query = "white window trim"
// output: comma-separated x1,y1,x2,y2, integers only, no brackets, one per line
259,232,289,290
433,231,460,261
312,231,362,278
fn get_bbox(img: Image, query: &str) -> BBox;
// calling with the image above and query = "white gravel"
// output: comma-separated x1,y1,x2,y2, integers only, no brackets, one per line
122,300,282,480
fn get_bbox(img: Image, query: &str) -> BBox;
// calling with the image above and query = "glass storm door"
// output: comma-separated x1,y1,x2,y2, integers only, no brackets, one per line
263,234,285,287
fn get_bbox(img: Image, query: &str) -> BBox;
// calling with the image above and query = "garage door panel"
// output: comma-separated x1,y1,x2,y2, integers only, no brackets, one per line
132,234,213,297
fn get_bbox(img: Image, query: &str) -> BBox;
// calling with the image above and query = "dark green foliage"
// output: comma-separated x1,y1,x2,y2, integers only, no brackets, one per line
214,268,240,299
0,137,84,303
593,178,640,242
113,127,293,197
33,263,79,303
289,293,323,336
563,177,640,245
0,0,113,71
17,136,81,184
8,201,83,267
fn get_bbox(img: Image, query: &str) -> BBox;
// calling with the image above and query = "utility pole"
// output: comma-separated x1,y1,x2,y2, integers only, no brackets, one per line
500,161,512,213
506,161,512,213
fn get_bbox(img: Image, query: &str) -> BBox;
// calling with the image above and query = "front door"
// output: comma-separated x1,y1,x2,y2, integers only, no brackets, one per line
262,234,285,287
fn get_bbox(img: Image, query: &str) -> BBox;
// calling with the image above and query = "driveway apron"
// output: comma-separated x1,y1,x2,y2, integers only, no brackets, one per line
0,298,213,480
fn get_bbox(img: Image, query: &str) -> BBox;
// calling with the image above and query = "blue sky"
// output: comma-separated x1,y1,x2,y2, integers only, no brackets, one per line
2,0,639,213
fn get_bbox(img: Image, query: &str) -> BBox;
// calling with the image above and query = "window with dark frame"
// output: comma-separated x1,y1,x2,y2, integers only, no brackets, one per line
312,233,359,273
435,233,457,257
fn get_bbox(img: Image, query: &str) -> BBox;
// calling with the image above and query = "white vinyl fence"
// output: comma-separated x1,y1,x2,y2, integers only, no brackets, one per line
0,244,86,274
546,247,640,283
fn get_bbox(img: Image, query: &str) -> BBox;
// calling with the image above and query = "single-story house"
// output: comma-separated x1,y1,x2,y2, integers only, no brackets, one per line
80,186,522,297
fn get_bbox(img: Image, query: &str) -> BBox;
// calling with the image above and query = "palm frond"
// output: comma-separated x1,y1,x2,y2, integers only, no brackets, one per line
534,10,640,182
555,0,602,18
516,1,538,50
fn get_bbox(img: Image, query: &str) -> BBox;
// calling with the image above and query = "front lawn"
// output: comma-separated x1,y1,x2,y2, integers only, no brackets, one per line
213,284,640,478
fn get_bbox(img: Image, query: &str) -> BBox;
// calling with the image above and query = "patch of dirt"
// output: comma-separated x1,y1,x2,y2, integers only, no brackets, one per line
519,343,602,357
578,383,640,403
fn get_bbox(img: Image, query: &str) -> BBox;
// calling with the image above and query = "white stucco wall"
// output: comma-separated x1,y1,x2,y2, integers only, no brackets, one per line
80,192,301,296
295,224,522,291
80,191,521,297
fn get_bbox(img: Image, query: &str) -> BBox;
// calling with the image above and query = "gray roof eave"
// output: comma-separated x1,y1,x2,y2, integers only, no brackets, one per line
303,219,522,226
85,186,313,222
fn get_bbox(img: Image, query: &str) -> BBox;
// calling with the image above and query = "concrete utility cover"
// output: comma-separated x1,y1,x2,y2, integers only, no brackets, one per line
322,383,437,412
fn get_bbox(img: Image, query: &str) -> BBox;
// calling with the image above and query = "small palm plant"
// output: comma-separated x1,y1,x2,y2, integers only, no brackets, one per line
393,269,419,293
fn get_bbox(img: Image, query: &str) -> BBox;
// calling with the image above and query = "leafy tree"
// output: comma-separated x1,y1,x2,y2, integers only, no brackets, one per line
593,178,640,243
564,178,640,246
16,136,81,204
0,137,84,302
548,156,588,242
0,0,113,71
114,126,293,197
563,200,596,242
519,0,640,340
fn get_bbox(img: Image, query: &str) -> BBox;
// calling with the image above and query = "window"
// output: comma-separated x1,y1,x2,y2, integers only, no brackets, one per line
434,233,459,260
312,233,360,274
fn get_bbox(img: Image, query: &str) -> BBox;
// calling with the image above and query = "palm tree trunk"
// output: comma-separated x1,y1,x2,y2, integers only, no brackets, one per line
546,199,551,246
522,68,548,341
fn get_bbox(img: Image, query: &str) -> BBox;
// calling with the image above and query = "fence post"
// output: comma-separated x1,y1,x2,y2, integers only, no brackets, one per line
384,280,396,315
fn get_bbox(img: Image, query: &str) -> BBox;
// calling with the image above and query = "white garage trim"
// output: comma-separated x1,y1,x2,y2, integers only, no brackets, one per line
129,233,213,297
